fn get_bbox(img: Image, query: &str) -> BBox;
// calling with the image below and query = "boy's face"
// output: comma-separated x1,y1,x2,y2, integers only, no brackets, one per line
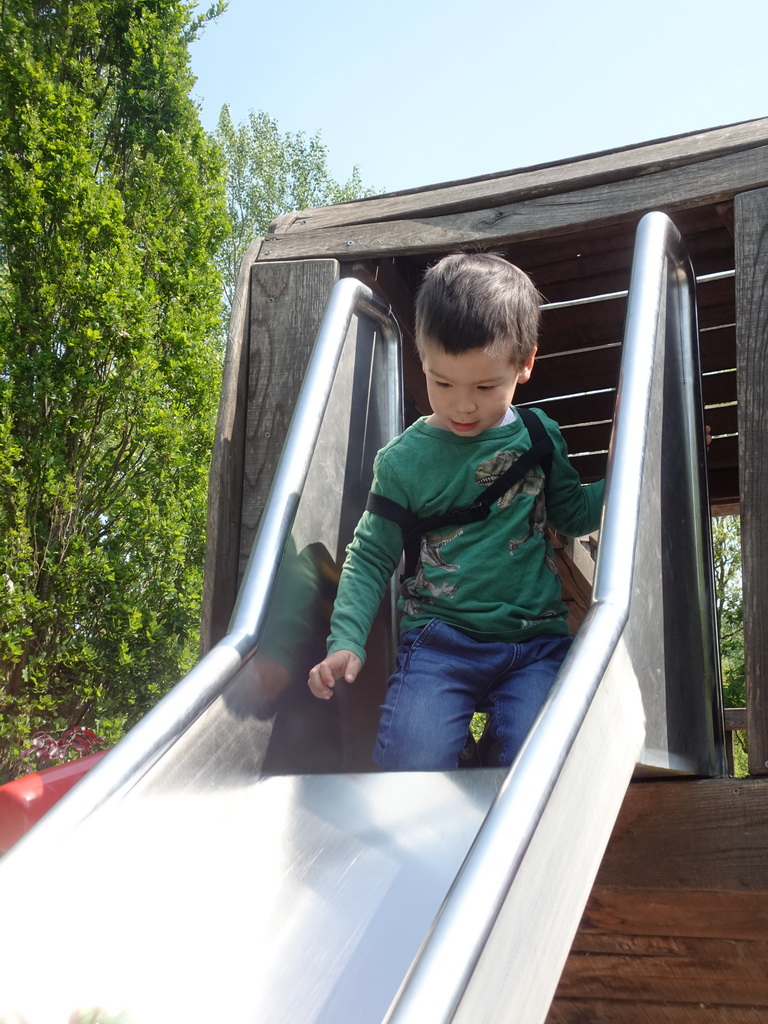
421,342,536,438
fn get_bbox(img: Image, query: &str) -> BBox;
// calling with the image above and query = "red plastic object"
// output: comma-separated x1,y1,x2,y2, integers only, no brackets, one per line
0,750,108,853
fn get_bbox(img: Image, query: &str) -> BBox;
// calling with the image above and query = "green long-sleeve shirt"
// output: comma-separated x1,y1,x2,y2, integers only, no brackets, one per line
328,408,604,663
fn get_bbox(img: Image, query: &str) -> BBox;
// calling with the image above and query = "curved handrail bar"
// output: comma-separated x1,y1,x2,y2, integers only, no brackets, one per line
384,212,707,1023
3,277,402,863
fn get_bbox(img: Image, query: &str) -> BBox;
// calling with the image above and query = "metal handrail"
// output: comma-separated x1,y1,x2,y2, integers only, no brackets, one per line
3,277,402,863
384,212,714,1023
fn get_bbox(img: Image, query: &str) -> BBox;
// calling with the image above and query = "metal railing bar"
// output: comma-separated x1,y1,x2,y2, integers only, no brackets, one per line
541,268,734,311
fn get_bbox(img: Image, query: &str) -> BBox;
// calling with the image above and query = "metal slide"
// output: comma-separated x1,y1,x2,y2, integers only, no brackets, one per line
0,214,724,1024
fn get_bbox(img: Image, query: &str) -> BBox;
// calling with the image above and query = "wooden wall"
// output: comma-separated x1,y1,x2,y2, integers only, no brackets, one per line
549,777,768,1021
202,259,338,651
735,188,768,775
203,120,768,774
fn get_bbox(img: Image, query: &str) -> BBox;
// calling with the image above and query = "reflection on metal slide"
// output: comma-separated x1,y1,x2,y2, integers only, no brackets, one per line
0,214,724,1024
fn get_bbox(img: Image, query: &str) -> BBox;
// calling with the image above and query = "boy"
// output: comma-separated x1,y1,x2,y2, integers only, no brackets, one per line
308,253,604,770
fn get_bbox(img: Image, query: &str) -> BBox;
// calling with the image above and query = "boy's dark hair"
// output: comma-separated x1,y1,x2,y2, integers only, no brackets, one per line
414,252,541,365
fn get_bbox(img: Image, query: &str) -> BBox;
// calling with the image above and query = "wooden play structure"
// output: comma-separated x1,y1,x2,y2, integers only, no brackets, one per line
202,118,768,1022
3,119,767,1024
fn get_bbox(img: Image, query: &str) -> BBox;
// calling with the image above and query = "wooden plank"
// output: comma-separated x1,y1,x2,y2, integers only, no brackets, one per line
523,212,731,301
526,346,622,401
549,1000,768,1023
531,214,730,295
557,934,768,1006
594,778,768,892
530,391,618,427
527,229,636,286
519,223,640,304
537,278,732,364
699,325,736,374
708,466,741,508
239,259,339,580
560,421,613,455
533,320,729,385
582,888,768,942
705,431,739,466
541,303,628,355
201,238,262,651
569,451,608,483
697,285,736,334
704,404,738,435
550,1000,768,1023
548,782,768,1023
257,146,768,262
552,532,596,632
725,707,748,730
570,932,768,958
735,188,768,775
702,369,737,406
268,120,768,234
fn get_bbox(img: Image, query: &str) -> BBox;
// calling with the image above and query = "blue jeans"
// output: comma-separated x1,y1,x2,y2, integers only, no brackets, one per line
373,619,573,771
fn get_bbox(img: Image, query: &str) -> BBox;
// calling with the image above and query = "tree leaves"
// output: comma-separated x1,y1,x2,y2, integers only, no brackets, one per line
0,0,227,779
0,3,377,783
712,514,744,708
213,104,378,305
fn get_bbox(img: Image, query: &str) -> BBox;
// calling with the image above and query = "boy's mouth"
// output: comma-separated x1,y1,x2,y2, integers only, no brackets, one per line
451,420,479,432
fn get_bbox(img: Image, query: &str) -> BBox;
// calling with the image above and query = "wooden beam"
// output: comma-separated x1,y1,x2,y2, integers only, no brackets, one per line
581,888,768,942
257,146,768,262
268,120,768,234
201,238,262,652
547,779,768,1023
552,532,596,632
708,467,741,509
593,778,768,892
550,1000,768,1023
735,189,768,775
238,260,339,581
702,372,738,409
724,707,747,731
555,890,768,1018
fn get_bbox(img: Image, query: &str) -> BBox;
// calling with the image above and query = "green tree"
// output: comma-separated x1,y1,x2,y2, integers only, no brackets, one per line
214,104,377,306
712,514,746,774
0,1,229,779
712,515,745,706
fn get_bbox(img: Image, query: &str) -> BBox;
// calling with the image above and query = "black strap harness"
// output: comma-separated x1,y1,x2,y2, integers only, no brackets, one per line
365,406,554,582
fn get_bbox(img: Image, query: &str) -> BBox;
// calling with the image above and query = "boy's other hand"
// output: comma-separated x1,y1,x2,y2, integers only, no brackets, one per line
308,650,362,699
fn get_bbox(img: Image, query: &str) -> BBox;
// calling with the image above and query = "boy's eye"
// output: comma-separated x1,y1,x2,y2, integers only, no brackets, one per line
477,385,494,391
434,381,450,388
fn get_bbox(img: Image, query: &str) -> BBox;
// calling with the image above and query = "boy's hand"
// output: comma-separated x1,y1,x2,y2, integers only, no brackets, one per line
308,650,362,700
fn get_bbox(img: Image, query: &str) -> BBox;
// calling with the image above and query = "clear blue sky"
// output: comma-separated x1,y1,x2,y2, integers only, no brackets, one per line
189,0,766,196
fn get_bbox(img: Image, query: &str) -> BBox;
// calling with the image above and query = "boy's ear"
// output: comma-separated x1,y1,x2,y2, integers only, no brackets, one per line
516,348,537,383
